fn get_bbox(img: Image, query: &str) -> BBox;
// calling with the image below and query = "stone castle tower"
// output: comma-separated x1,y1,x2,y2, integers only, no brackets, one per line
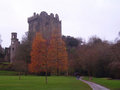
28,11,61,40
10,33,20,63
5,32,20,63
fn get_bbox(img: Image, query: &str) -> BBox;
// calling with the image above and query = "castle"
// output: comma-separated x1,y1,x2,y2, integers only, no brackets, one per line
5,11,61,63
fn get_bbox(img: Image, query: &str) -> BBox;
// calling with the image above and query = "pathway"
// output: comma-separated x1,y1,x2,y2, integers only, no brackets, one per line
79,78,110,90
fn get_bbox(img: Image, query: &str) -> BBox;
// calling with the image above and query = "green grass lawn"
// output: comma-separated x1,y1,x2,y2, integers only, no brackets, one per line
0,76,92,90
84,77,120,90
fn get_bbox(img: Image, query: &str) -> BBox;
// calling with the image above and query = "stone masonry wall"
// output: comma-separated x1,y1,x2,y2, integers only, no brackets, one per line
28,11,61,40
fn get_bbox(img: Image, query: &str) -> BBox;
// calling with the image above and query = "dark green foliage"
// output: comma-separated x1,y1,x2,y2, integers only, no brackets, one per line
87,36,102,46
62,36,81,47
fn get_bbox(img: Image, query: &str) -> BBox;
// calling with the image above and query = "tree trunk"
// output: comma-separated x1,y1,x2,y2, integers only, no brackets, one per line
45,71,48,84
19,72,21,80
57,68,59,76
25,62,28,76
88,70,92,80
66,70,68,76
45,60,48,84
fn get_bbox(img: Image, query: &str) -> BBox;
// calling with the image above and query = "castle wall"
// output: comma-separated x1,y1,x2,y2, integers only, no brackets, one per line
4,48,10,62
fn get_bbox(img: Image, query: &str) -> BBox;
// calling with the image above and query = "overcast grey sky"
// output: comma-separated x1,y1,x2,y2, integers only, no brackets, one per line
0,0,120,47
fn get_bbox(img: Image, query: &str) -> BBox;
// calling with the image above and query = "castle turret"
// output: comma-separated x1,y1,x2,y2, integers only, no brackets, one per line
10,32,20,63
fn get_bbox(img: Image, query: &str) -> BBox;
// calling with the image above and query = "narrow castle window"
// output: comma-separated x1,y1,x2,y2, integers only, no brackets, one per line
12,41,14,44
12,48,14,51
45,22,49,26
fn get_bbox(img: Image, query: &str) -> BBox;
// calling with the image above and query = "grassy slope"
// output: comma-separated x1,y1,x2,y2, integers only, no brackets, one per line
84,77,120,90
0,76,91,90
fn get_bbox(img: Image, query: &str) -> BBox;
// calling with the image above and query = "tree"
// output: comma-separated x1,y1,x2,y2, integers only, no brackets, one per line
29,33,47,73
62,36,83,75
109,41,120,79
73,36,112,79
15,32,32,74
62,36,81,48
0,35,4,62
12,60,27,80
28,33,49,84
68,47,82,75
0,35,2,45
109,61,120,79
48,31,68,75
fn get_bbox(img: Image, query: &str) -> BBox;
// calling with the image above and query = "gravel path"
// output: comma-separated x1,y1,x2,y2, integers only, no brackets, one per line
79,78,110,90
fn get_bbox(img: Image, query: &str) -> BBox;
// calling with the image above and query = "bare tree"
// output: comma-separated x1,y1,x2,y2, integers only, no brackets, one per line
13,60,27,80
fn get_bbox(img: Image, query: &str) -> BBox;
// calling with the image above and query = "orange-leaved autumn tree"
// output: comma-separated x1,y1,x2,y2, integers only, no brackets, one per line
29,33,48,74
48,30,68,75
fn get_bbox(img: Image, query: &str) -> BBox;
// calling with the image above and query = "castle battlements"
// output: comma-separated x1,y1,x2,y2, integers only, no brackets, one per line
28,11,60,23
